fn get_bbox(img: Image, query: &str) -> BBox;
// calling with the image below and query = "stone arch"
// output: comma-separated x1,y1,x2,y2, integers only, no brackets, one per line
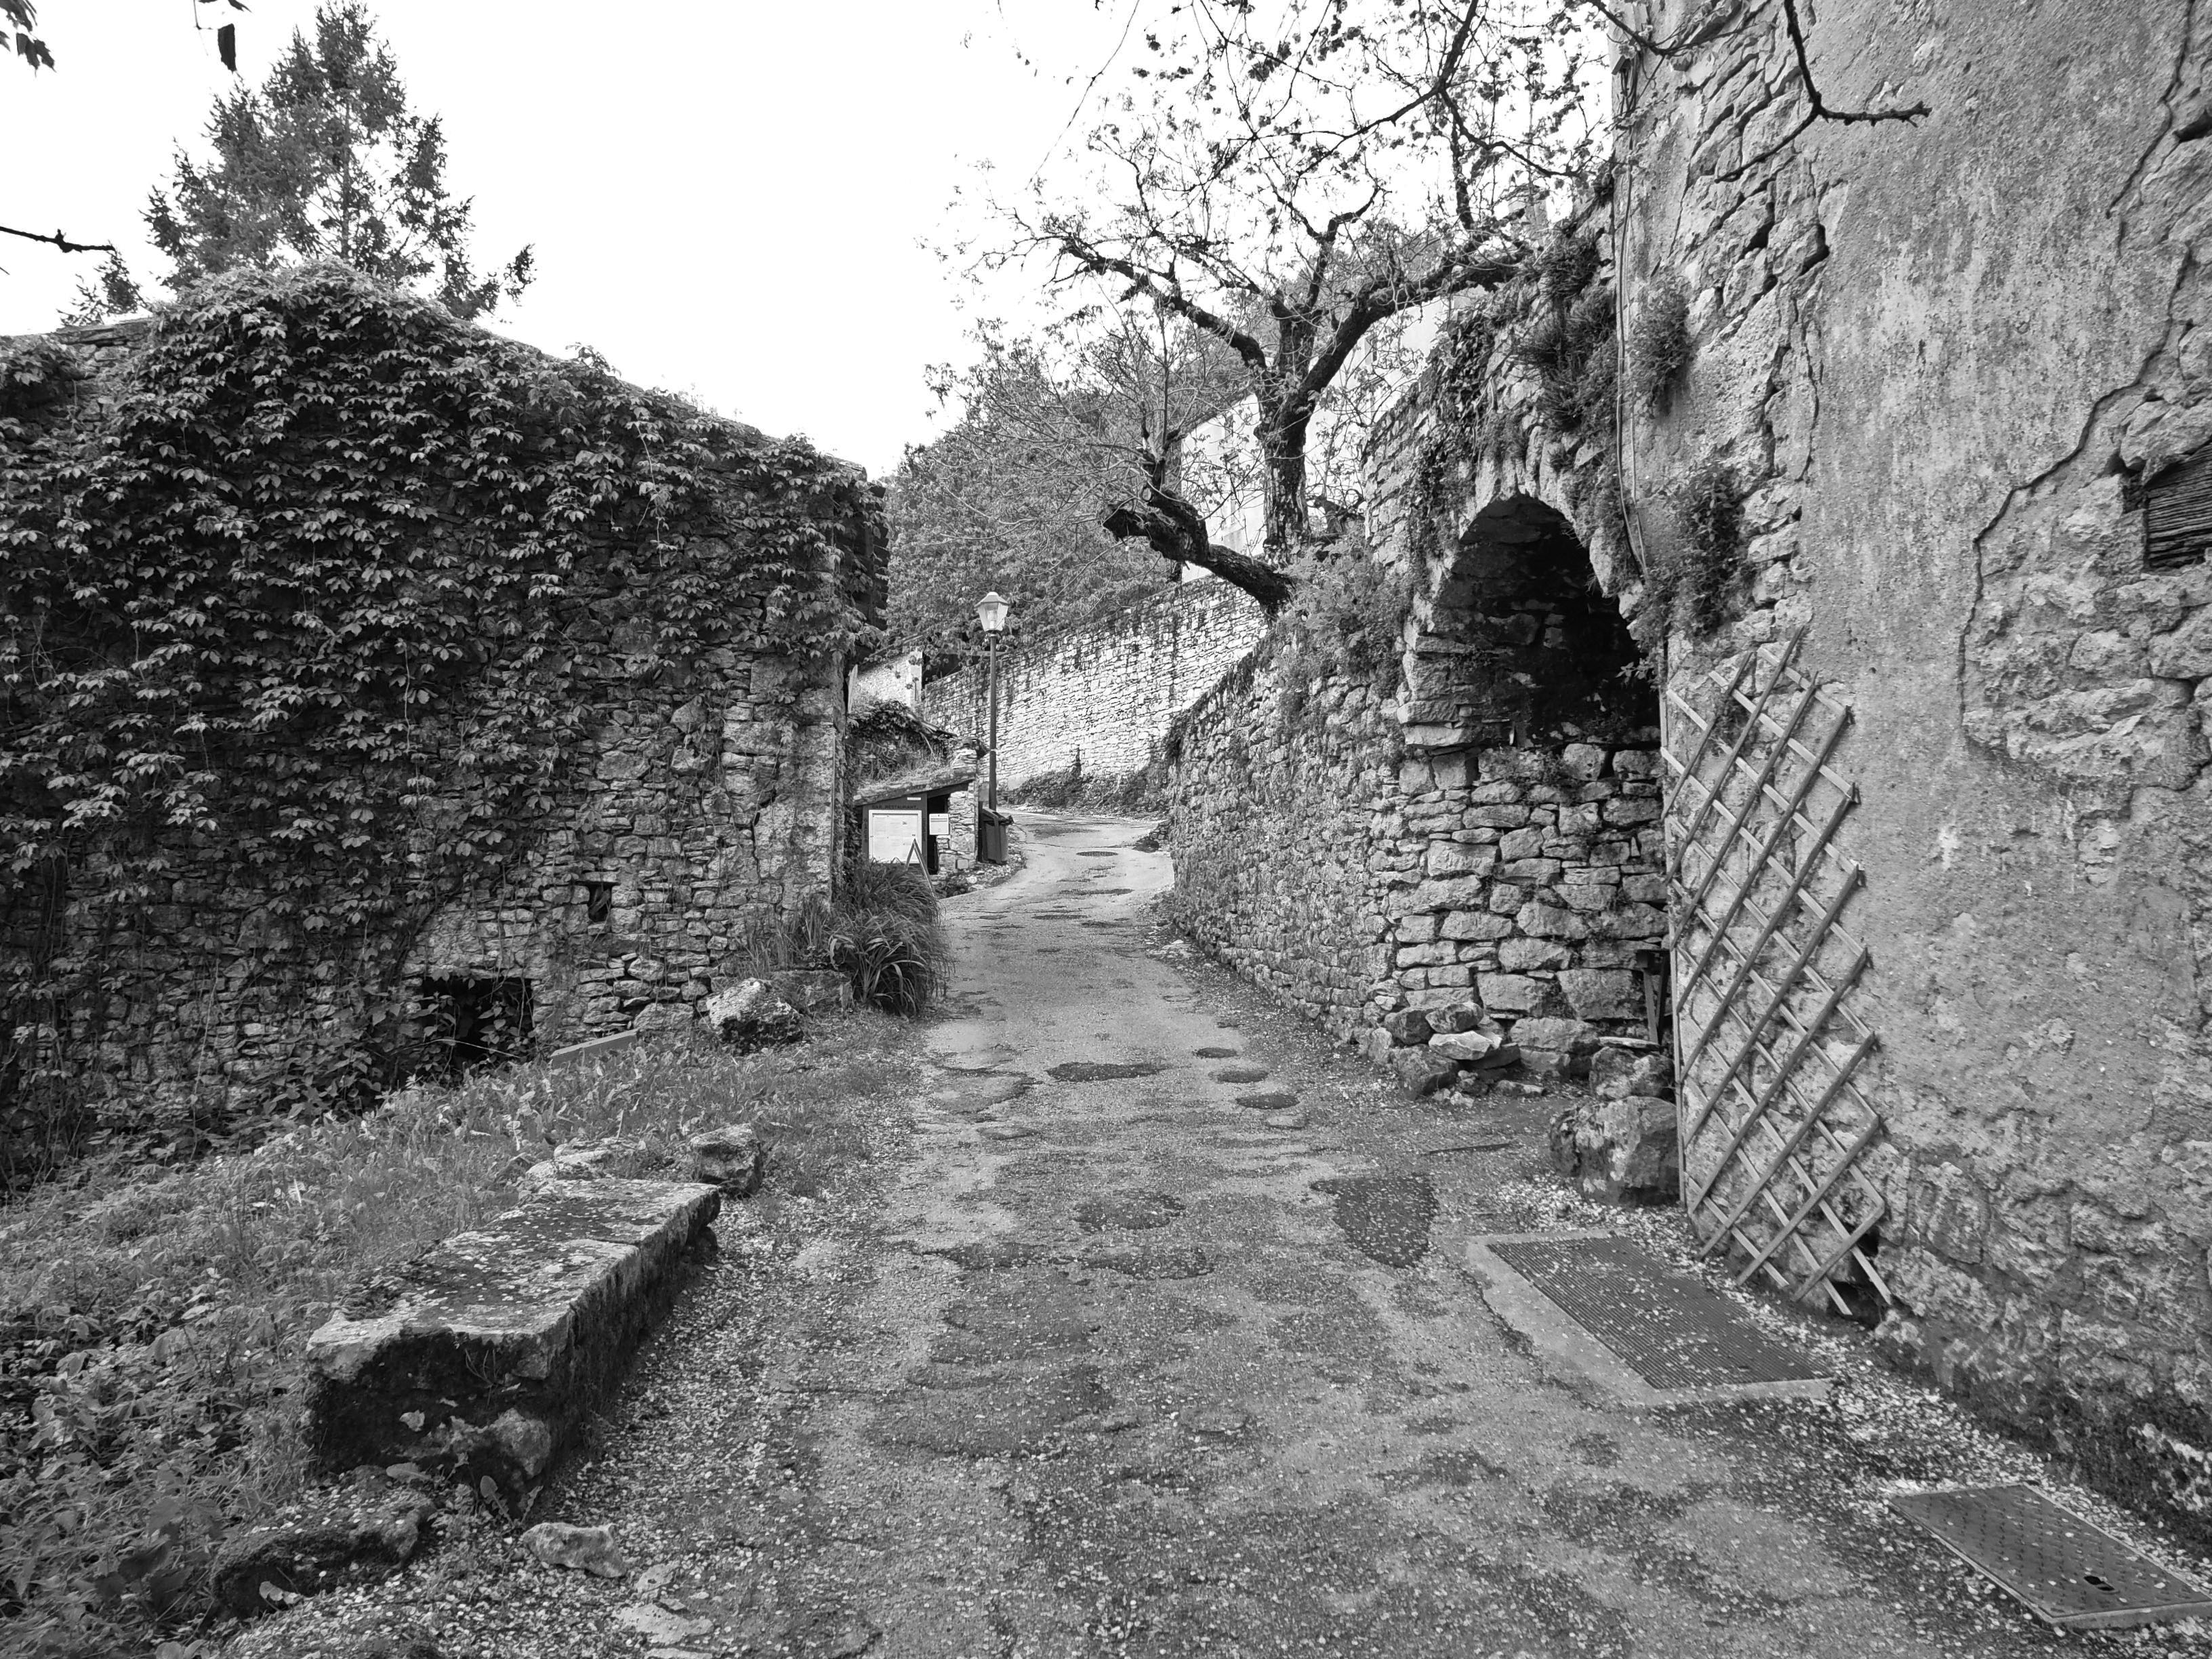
1404,492,1651,754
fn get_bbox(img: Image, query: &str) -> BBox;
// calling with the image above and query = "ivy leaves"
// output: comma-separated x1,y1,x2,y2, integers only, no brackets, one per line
0,264,881,1123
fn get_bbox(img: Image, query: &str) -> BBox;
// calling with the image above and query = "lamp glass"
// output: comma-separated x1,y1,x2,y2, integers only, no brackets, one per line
977,591,1009,634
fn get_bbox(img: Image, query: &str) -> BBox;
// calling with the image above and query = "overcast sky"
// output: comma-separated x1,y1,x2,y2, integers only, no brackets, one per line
0,2,1135,477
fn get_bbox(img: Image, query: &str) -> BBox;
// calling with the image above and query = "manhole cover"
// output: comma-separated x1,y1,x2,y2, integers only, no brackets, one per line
1486,1235,1825,1390
1890,1485,2212,1629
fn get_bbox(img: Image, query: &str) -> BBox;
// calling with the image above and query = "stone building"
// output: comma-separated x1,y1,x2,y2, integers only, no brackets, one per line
0,270,886,1123
1166,0,2212,1536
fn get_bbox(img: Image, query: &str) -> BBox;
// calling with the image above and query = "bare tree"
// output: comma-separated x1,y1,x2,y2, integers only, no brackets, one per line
972,0,1604,609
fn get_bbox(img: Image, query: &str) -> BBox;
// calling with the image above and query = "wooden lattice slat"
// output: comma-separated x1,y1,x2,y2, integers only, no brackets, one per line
1659,634,1888,1313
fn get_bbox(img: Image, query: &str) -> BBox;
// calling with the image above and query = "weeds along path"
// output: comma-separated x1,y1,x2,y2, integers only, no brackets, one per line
228,811,2212,1658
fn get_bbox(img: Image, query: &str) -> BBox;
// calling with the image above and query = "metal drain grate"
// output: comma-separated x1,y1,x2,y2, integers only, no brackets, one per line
1487,1235,1826,1390
1890,1484,2212,1630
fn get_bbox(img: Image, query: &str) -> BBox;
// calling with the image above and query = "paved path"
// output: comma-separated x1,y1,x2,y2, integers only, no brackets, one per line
238,811,2189,1658
723,813,2066,1658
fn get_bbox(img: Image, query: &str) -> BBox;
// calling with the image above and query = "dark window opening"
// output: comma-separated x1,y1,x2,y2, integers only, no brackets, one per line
583,881,613,926
1422,493,1650,747
417,975,533,1082
2146,447,2212,570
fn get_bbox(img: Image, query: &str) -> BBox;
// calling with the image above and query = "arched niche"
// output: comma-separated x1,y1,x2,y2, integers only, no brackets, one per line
1408,493,1650,749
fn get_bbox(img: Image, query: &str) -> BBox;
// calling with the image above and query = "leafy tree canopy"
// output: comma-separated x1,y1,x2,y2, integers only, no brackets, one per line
887,314,1254,661
77,1,530,321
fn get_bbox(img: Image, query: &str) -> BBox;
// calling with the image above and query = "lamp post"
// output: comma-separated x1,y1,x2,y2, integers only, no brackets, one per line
977,590,1008,815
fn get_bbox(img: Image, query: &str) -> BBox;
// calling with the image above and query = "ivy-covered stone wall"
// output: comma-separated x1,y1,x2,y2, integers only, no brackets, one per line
0,268,885,1136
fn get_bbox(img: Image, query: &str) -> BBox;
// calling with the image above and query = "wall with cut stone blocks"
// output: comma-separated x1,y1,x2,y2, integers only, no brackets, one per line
924,579,1265,790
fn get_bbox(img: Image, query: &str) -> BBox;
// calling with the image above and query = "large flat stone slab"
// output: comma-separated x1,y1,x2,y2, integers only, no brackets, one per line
306,1177,720,1492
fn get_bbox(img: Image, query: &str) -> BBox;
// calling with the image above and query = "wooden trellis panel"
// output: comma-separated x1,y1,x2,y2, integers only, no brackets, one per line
1659,634,1890,1315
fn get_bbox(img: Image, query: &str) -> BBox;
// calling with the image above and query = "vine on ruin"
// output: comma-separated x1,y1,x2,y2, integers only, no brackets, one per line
0,265,882,1158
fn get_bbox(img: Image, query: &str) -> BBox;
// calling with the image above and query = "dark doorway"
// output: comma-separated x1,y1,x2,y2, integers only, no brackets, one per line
416,975,534,1082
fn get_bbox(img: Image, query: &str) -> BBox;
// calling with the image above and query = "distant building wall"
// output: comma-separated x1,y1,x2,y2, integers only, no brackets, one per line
924,579,1266,790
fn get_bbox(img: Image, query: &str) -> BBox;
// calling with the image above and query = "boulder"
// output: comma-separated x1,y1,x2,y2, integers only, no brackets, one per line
1428,1028,1509,1065
1591,1044,1674,1101
210,1481,433,1617
1356,1027,1395,1063
1549,1094,1680,1204
702,978,804,1051
1427,1002,1491,1036
688,1123,766,1195
1388,1048,1462,1097
1381,1007,1434,1046
520,1137,628,1191
522,1521,633,1578
305,1179,720,1497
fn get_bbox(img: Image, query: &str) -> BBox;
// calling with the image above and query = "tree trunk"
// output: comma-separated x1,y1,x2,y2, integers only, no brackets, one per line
1101,481,1298,613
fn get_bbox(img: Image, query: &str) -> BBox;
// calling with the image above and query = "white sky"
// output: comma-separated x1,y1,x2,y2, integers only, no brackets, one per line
0,1,1137,477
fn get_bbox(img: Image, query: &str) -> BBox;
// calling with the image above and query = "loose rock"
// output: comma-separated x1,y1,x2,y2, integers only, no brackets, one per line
521,1520,632,1578
687,1123,765,1195
701,979,804,1052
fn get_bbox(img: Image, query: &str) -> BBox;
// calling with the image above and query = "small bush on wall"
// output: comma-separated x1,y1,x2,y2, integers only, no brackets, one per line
1635,455,1748,648
1270,541,1414,726
1628,274,1692,409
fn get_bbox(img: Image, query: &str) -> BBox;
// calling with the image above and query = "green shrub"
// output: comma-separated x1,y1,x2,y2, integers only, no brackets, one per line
828,861,949,1015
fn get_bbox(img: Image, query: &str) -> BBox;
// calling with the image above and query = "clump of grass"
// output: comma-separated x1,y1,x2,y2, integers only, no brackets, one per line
1628,274,1692,409
828,861,950,1016
0,1017,911,1655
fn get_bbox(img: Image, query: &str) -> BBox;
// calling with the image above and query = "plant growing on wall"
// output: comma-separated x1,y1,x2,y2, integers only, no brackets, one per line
1633,454,1746,647
1627,274,1692,409
0,264,881,1161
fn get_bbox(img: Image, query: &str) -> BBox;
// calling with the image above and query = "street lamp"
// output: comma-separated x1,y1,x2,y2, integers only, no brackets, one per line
977,592,1009,819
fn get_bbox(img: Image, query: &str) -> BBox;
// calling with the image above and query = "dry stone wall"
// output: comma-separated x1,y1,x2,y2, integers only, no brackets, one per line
926,580,1264,791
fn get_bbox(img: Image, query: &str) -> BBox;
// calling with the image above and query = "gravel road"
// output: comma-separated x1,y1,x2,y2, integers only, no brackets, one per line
231,811,2212,1659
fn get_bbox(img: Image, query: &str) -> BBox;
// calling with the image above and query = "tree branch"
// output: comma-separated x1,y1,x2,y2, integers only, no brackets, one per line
1102,485,1296,613
0,224,117,255
1713,0,1928,182
1055,231,1271,373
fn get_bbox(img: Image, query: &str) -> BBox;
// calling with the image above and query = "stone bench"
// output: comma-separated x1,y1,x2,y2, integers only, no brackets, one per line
304,1177,720,1495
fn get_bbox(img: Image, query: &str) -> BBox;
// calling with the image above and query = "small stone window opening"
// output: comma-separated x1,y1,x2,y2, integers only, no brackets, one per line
417,975,534,1082
2144,446,2212,571
583,880,613,927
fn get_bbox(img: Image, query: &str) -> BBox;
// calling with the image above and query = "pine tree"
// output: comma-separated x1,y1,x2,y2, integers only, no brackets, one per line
77,2,530,321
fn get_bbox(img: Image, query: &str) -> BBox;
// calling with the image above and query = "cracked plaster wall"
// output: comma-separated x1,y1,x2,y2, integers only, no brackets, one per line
1621,0,2212,1527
